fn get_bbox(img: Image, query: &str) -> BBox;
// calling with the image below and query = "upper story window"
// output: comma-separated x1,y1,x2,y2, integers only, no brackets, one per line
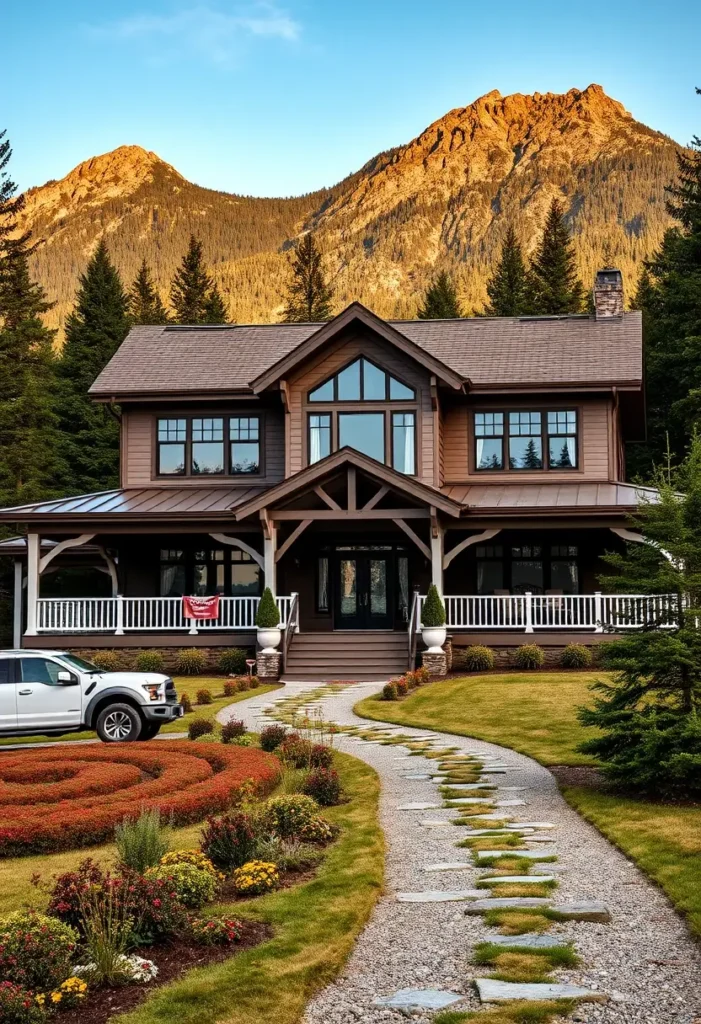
157,416,261,477
474,410,578,472
308,357,415,403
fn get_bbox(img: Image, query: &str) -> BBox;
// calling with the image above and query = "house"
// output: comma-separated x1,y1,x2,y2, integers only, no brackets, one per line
0,269,667,678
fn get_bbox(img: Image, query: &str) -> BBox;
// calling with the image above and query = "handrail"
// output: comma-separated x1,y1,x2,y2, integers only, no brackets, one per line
408,589,420,669
282,592,299,674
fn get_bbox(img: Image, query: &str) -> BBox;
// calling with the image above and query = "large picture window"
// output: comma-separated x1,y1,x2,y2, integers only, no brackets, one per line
338,412,385,463
159,547,261,597
475,543,579,595
473,410,578,473
156,416,262,477
308,357,415,403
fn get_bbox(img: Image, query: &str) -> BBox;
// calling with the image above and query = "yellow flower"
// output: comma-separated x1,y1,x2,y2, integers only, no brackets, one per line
51,992,62,1003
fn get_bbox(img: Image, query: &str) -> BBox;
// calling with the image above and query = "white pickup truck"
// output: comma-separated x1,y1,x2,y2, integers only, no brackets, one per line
0,650,183,742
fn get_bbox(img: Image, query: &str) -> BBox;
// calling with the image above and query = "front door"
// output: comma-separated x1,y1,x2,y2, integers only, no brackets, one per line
335,553,393,629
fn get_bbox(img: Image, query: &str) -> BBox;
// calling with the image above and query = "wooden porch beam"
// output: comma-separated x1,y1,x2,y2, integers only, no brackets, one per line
260,508,273,540
442,528,502,570
314,485,341,511
392,518,432,560
275,520,312,562
347,466,357,510
362,484,390,510
39,533,96,574
209,533,265,570
271,508,430,521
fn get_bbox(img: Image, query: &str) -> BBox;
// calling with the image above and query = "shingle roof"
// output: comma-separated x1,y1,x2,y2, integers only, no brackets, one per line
89,310,642,397
441,481,659,513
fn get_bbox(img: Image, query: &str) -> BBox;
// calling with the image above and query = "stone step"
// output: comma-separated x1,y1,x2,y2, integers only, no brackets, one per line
465,897,552,913
506,822,556,830
553,902,612,923
398,802,441,811
421,819,460,828
444,796,495,804
475,850,556,861
374,989,464,1012
475,979,606,1004
396,890,482,903
486,934,571,949
480,875,556,884
423,861,472,872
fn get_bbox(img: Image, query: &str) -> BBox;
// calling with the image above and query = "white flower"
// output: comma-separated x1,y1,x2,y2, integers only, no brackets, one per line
73,954,158,984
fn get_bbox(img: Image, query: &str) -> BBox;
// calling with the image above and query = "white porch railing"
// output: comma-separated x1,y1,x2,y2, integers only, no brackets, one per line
35,595,294,634
418,592,680,632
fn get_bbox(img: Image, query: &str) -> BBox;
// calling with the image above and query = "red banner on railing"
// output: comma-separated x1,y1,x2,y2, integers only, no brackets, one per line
183,595,220,620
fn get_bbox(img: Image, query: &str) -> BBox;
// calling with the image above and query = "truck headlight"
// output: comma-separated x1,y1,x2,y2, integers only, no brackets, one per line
142,683,161,701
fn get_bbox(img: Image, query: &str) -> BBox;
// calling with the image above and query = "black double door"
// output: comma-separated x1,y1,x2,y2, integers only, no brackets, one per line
334,552,393,630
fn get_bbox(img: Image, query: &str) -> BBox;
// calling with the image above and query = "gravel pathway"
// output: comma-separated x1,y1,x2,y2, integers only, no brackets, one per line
221,681,701,1024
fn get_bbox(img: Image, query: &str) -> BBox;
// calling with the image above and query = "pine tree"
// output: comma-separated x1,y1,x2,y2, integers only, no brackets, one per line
129,259,169,324
202,283,230,324
522,438,542,469
57,240,130,492
0,130,28,267
170,235,218,324
482,226,529,316
528,200,585,314
282,233,333,323
417,271,464,319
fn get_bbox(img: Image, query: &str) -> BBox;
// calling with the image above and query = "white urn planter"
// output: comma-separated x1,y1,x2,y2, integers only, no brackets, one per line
421,625,447,654
257,627,282,653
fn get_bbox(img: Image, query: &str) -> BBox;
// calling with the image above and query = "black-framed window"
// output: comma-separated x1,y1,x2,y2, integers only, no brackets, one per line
309,413,331,464
157,419,186,476
392,412,416,474
474,543,579,595
474,410,578,473
230,417,260,474
308,357,415,402
338,412,385,463
192,418,224,475
159,547,261,597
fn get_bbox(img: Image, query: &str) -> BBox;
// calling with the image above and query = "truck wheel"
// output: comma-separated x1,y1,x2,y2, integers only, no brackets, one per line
138,722,161,741
96,703,143,743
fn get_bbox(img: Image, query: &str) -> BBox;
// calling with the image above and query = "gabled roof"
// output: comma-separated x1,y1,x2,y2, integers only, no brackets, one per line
89,306,642,400
233,447,464,520
250,302,465,393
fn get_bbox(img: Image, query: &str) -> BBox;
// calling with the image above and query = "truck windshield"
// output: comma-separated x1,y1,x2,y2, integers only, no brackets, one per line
60,654,100,673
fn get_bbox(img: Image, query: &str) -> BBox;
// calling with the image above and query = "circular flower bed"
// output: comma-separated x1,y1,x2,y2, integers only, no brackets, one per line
0,742,279,857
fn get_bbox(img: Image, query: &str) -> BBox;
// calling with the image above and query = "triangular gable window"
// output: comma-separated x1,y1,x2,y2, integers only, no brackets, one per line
308,357,415,402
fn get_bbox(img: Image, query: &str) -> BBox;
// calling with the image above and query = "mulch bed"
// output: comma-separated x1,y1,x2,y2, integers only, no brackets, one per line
55,921,271,1024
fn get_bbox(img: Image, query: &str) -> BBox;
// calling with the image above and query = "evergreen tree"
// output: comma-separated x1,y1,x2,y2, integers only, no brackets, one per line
528,199,586,314
417,271,464,319
282,233,333,323
202,283,230,324
0,130,28,267
57,240,130,492
129,259,169,324
170,235,221,324
482,226,529,316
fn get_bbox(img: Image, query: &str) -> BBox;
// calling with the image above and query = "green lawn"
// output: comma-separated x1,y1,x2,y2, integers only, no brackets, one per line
355,672,701,939
0,679,281,746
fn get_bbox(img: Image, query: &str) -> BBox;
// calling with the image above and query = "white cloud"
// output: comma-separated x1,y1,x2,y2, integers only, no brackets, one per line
90,2,301,66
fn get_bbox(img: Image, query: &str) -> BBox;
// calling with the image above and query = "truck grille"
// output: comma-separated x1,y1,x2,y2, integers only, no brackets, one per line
164,679,178,703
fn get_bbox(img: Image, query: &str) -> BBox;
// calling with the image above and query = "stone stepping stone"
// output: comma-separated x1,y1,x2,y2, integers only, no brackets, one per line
479,768,508,774
475,980,606,1004
458,813,515,823
460,828,533,837
398,802,441,810
402,772,433,779
445,796,494,804
421,819,459,828
506,822,555,830
553,902,612,923
498,787,529,792
440,783,495,790
480,875,556,884
465,897,552,913
374,989,464,1012
487,933,571,949
475,850,555,861
523,836,561,843
396,890,482,903
495,800,527,807
423,861,473,872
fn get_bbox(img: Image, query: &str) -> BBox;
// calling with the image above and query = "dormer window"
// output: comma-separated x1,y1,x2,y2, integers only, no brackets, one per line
308,357,415,403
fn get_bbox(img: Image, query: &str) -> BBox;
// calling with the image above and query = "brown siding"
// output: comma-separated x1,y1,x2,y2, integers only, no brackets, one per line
286,329,434,486
442,397,615,483
122,407,285,487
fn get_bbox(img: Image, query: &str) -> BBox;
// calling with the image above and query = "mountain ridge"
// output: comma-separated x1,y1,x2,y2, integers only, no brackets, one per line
17,84,682,333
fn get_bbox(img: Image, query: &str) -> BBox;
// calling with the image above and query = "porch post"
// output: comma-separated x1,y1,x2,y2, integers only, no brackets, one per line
25,533,40,636
263,522,277,595
13,559,23,648
430,512,444,595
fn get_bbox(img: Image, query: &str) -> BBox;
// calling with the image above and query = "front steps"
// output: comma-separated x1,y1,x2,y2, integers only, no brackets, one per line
282,630,409,681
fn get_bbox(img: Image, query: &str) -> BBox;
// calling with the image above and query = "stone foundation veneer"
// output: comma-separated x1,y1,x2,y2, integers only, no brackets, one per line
256,650,282,681
68,646,253,673
421,650,448,677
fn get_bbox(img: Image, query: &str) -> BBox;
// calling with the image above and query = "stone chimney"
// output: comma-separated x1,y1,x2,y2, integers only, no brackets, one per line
593,268,624,319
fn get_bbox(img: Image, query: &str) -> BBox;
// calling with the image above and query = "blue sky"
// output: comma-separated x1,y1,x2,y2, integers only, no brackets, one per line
7,0,701,196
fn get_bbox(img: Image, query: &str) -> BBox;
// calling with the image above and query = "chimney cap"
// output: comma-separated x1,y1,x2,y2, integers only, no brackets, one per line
595,267,623,286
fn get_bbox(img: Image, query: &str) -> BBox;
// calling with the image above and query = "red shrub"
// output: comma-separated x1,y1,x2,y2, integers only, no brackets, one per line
309,744,333,769
0,742,280,857
302,768,342,806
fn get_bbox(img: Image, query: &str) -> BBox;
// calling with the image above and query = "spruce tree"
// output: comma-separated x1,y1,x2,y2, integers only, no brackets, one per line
281,233,333,322
528,199,585,314
417,271,464,319
57,240,130,492
129,259,169,324
170,235,217,324
202,282,230,324
0,130,28,265
482,226,529,316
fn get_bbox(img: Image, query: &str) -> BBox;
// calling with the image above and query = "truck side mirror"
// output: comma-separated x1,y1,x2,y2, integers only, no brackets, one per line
57,670,78,685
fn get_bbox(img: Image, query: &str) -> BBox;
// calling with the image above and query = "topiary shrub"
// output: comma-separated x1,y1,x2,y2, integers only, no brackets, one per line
219,648,247,675
260,724,287,752
256,587,280,628
188,718,214,740
302,768,342,806
135,650,165,673
514,644,546,670
223,680,237,697
235,676,251,692
221,720,246,744
263,794,319,839
200,811,258,869
422,583,446,627
177,648,208,675
382,682,398,701
463,645,496,672
249,675,260,689
560,643,593,668
196,688,213,705
145,860,217,909
90,650,123,672
395,677,409,697
180,692,192,713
